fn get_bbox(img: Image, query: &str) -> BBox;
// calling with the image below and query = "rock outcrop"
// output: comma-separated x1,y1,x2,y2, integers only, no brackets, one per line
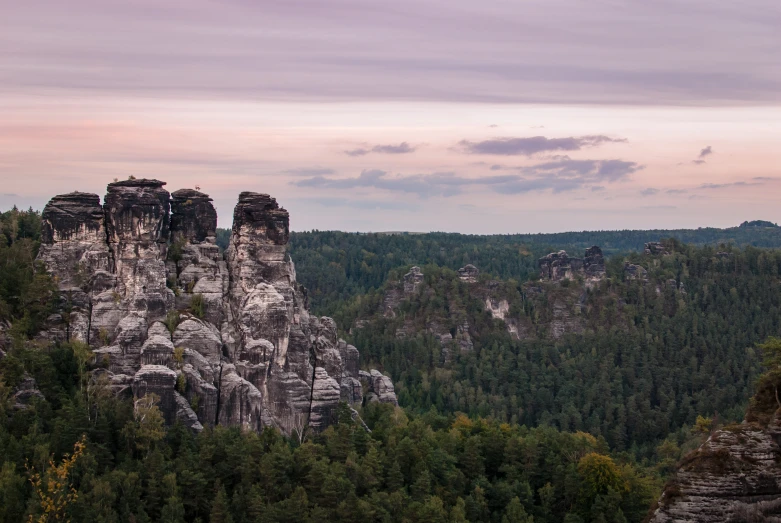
645,241,670,256
458,264,479,283
36,180,397,436
624,262,648,281
360,370,399,406
12,374,45,410
583,246,605,278
649,372,781,523
650,425,781,522
539,246,605,282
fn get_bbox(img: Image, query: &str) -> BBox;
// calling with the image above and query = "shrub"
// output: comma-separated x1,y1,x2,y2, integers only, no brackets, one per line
190,294,205,319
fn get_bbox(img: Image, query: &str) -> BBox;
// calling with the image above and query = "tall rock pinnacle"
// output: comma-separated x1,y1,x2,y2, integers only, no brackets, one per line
35,181,397,436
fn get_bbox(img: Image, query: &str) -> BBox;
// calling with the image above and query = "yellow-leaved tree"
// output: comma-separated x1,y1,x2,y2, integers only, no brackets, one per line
26,436,87,523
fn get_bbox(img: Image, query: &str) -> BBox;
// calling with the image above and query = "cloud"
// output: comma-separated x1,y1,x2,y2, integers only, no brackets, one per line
283,167,336,176
640,205,676,209
345,142,417,156
699,146,713,158
692,159,707,165
489,164,504,170
457,135,626,156
591,186,605,192
295,169,510,197
520,159,642,182
294,158,641,197
697,177,778,190
297,196,418,211
641,188,659,196
2,1,780,106
666,189,688,194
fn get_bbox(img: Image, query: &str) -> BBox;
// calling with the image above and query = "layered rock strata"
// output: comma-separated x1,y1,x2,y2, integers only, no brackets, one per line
36,180,396,435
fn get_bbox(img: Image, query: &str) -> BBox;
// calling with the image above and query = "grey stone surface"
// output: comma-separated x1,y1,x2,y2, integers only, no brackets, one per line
36,182,397,436
649,424,781,522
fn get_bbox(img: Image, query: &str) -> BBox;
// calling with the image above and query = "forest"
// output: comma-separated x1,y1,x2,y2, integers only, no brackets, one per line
324,241,781,460
277,226,781,315
1,207,779,522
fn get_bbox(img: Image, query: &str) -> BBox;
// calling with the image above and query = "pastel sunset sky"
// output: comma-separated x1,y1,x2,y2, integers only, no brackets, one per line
2,0,780,232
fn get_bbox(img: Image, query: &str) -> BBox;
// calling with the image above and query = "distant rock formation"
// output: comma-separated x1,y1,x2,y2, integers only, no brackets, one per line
539,246,605,281
403,266,425,293
623,262,648,281
583,246,605,278
644,241,669,256
36,179,396,436
458,264,479,283
382,266,425,317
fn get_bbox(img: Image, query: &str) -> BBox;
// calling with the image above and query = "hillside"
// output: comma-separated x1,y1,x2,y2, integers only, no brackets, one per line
0,201,658,522
276,227,781,315
328,241,781,458
4,202,781,522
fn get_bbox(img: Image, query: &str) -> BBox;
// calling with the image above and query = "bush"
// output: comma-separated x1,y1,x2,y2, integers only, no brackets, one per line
190,294,205,319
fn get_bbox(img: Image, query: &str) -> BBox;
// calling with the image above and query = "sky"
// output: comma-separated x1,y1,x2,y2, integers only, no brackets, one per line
1,0,780,233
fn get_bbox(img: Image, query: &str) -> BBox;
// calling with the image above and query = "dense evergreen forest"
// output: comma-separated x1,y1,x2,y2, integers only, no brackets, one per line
324,241,781,461
278,226,781,316
1,207,779,522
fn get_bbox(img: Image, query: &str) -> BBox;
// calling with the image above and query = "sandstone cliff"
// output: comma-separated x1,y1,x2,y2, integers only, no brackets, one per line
648,374,781,522
36,180,396,435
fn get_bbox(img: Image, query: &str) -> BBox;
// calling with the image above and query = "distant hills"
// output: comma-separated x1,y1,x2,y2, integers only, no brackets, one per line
740,219,779,228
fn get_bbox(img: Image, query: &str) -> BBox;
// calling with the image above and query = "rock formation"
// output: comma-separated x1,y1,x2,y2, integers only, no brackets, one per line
583,246,605,278
539,246,605,282
623,262,648,281
36,179,396,436
649,376,781,522
12,374,45,410
458,264,479,283
644,241,670,256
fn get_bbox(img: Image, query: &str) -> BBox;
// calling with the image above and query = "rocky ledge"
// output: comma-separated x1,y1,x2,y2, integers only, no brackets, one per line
36,179,397,436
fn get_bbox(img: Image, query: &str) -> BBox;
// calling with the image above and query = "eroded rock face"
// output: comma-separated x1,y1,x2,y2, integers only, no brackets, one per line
649,425,781,522
37,192,111,343
539,250,583,281
103,179,174,340
170,189,217,244
540,246,605,282
36,182,397,436
362,370,399,406
458,264,479,283
583,246,605,278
